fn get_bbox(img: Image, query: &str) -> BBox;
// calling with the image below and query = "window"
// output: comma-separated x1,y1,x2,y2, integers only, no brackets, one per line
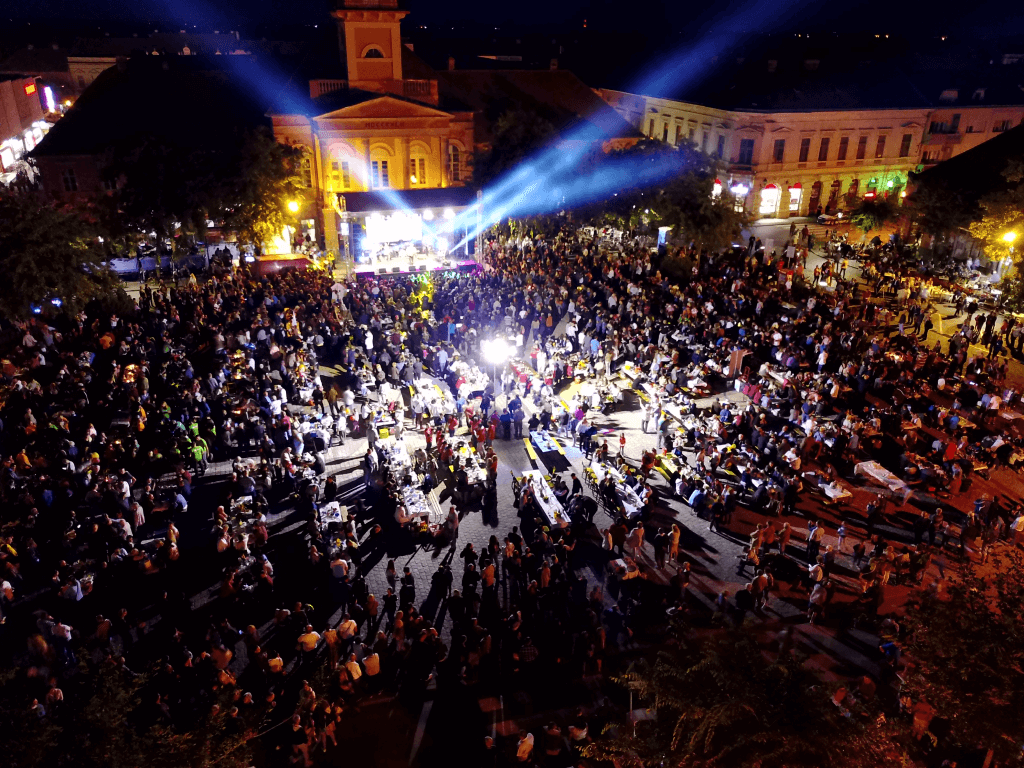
837,136,849,160
662,124,669,142
798,137,811,162
994,119,1012,132
371,159,389,188
648,119,654,138
773,139,786,162
409,156,426,186
856,135,868,160
61,168,77,192
716,135,725,158
101,177,117,191
330,160,351,190
738,138,754,165
298,157,312,188
759,184,781,216
788,184,802,212
447,145,462,182
817,137,830,162
688,127,696,142
899,134,912,157
675,125,683,145
363,46,385,59
875,136,887,158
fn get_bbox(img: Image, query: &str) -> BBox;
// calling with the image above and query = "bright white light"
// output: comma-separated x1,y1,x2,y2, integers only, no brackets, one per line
731,184,749,197
422,209,434,221
481,338,511,365
44,86,56,113
443,208,455,220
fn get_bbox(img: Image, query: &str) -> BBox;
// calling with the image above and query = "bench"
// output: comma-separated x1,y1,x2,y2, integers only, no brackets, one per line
524,439,539,462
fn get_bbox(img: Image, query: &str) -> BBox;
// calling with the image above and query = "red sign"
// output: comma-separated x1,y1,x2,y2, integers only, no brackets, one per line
24,83,36,96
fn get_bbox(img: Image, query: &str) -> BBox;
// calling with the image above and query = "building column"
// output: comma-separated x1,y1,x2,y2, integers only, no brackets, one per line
441,136,450,187
322,206,340,264
395,137,408,190
430,135,442,188
363,140,372,190
781,186,793,218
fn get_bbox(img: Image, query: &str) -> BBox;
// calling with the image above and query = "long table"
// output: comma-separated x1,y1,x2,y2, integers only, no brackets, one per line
530,430,560,453
854,460,912,503
521,470,570,528
590,461,644,518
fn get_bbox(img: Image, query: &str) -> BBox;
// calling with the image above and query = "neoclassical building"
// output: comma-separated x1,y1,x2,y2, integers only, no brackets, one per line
271,0,637,265
599,85,1024,218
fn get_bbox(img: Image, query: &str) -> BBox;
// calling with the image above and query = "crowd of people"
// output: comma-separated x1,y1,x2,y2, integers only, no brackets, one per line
1,220,1022,766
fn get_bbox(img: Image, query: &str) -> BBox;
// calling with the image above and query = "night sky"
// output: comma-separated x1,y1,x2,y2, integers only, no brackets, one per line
8,0,1024,38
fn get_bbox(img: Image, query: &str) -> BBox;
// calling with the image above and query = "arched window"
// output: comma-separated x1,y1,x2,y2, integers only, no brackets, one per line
788,183,802,212
447,144,462,183
370,147,392,189
298,156,312,189
759,183,780,216
409,146,428,186
362,46,385,59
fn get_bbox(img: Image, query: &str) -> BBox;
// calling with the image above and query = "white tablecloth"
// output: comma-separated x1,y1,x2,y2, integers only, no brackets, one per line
854,461,912,503
522,470,569,528
590,461,643,518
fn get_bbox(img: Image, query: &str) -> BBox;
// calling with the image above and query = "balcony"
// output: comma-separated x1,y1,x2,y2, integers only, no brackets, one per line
310,79,348,99
922,132,962,146
402,79,436,103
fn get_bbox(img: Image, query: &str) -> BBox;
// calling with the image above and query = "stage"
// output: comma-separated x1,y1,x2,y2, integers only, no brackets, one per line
354,254,480,278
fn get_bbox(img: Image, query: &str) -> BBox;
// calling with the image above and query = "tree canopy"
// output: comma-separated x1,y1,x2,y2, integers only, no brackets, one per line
102,126,302,250
586,627,908,768
0,195,126,320
849,196,899,235
474,106,557,187
0,662,252,768
572,139,744,251
903,550,1024,760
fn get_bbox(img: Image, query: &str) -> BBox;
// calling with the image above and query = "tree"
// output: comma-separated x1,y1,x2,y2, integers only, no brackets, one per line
903,550,1024,761
849,196,899,235
585,627,909,768
1,662,253,768
573,139,744,251
220,129,305,252
0,195,126,319
475,106,557,187
905,175,978,239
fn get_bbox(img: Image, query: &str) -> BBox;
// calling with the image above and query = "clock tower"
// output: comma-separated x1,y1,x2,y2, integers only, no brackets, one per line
332,0,408,91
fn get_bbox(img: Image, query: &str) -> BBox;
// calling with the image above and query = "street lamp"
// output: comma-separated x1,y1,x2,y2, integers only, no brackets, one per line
481,338,512,393
1004,231,1017,244
287,200,299,213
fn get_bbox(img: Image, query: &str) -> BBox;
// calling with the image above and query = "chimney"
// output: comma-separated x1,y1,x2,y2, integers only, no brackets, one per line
550,58,558,70
448,56,455,71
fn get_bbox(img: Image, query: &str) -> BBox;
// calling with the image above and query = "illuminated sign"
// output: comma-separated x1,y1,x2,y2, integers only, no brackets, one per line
24,83,36,96
364,211,423,244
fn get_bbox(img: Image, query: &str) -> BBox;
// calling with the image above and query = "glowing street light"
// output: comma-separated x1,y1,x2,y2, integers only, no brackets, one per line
481,338,511,366
1004,231,1018,244
287,200,299,213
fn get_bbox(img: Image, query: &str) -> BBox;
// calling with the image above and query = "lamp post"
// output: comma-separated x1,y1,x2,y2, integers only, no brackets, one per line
481,338,511,396
1003,231,1018,282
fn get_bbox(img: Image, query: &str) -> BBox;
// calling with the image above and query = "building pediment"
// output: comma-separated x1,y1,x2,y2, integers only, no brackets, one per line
314,95,450,121
901,121,924,128
769,125,795,134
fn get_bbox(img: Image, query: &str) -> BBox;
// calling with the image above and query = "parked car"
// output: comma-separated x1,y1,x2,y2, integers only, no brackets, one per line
817,213,841,225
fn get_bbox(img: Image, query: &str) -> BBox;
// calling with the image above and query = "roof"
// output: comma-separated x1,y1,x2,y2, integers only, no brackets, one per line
911,122,1024,199
68,32,253,58
0,47,69,74
339,186,477,212
436,69,641,143
32,56,272,158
